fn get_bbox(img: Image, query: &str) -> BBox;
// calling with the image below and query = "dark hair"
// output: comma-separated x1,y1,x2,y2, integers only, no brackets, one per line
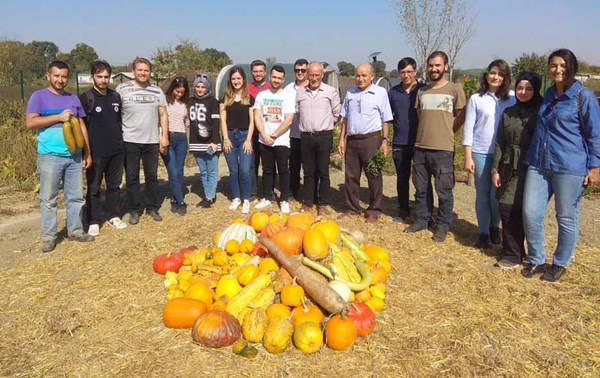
48,60,69,72
427,51,448,65
133,57,152,71
478,59,512,100
548,48,578,82
251,60,266,69
294,58,309,67
223,66,250,106
397,57,417,71
165,76,189,105
90,60,112,76
271,64,285,75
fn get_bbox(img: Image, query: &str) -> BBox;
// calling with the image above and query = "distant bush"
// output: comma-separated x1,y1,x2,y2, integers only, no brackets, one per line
0,100,37,191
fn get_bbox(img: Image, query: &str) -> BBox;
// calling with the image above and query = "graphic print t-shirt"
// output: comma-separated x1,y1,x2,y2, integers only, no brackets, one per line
116,81,167,144
253,89,295,148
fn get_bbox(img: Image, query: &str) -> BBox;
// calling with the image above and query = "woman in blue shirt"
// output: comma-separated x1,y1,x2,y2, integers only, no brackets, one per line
462,60,515,249
522,48,600,282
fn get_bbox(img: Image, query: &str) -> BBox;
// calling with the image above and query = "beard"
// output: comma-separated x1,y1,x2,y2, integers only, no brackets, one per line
428,70,445,82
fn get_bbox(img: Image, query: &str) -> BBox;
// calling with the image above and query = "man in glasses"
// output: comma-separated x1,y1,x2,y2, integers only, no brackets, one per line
80,60,127,236
388,57,432,225
116,57,169,225
284,58,309,202
248,60,271,202
405,51,466,243
338,64,393,223
296,61,341,215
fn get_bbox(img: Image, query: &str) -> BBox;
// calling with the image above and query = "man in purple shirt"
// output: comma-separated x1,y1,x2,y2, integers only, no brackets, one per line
296,61,341,215
338,64,393,223
25,60,95,252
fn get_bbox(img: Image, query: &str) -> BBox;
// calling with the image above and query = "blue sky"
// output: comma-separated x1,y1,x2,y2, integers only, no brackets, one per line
1,0,599,70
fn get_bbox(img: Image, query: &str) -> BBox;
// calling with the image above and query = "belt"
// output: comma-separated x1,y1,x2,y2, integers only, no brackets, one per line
347,131,380,140
301,130,333,137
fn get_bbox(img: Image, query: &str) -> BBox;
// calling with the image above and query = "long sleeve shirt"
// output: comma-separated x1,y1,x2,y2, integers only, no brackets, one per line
296,83,341,133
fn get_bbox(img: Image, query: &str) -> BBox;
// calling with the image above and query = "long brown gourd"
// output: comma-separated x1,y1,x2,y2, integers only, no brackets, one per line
259,236,347,315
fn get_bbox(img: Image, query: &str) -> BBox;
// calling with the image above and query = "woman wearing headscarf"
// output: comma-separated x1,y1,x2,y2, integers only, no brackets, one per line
522,48,600,281
491,72,542,269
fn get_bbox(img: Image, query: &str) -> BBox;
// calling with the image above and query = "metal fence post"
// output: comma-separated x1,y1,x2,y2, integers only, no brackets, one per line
19,70,24,102
76,71,80,95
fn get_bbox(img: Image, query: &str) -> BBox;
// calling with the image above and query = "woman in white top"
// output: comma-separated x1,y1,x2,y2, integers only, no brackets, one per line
462,60,515,249
164,77,190,215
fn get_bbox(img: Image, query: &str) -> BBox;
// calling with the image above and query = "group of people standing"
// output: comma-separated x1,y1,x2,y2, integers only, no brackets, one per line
25,48,600,282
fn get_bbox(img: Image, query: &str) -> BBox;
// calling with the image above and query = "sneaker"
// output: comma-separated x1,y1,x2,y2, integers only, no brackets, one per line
170,201,179,214
199,198,215,209
146,210,163,222
495,258,521,269
475,234,491,249
129,212,140,225
405,221,428,234
241,200,251,214
70,232,95,242
108,217,128,230
432,227,448,243
229,198,242,211
280,201,290,214
42,239,57,253
490,227,502,245
88,224,100,236
541,264,566,282
177,203,187,216
521,263,547,278
255,198,271,209
393,216,405,225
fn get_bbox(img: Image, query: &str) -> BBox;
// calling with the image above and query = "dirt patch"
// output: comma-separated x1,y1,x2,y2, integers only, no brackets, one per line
0,158,599,377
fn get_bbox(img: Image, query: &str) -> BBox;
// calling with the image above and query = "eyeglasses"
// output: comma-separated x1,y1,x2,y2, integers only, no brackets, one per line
295,69,307,73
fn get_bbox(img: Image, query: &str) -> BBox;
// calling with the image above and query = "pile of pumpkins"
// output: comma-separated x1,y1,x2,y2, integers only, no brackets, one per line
154,211,391,356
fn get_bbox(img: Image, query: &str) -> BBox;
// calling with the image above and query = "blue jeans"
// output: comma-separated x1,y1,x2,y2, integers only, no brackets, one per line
164,132,188,204
472,152,500,234
37,153,85,241
224,129,253,200
194,152,219,199
523,167,585,267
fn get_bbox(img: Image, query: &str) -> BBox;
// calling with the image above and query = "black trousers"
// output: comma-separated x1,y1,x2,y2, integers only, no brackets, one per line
412,148,454,229
289,137,302,199
124,142,159,213
344,135,382,217
301,132,332,206
499,203,526,263
86,152,125,224
259,143,290,202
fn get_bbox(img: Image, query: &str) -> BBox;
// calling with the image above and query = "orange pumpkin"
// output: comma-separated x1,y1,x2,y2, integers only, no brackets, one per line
258,257,279,274
280,280,305,307
271,228,303,255
266,303,292,323
291,303,324,328
285,212,315,233
367,261,389,284
363,245,390,262
312,220,341,244
191,310,241,348
163,297,208,329
249,211,270,232
302,228,329,261
184,282,215,307
261,221,284,238
325,314,357,351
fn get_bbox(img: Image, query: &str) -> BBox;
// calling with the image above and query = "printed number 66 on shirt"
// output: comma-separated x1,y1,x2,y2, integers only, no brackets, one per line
189,103,207,121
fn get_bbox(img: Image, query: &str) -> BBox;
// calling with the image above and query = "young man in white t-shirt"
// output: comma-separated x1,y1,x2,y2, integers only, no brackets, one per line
253,65,295,213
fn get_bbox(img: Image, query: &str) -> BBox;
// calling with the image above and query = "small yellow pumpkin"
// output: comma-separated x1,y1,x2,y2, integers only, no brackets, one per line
293,321,323,354
237,264,260,287
263,317,293,354
302,228,329,261
215,274,243,300
312,220,341,244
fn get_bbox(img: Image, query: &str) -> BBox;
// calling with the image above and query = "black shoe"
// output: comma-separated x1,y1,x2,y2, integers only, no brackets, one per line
198,198,214,208
475,234,491,249
177,203,187,216
170,202,179,214
42,239,57,253
490,227,501,245
432,227,448,243
405,221,428,234
69,232,95,242
146,210,163,222
129,212,140,225
541,264,566,282
427,220,436,231
521,263,547,278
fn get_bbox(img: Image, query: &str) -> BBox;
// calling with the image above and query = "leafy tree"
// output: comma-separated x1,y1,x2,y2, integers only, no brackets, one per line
0,39,36,84
512,52,547,78
199,48,232,73
337,61,355,77
69,43,98,72
26,41,59,77
265,56,276,65
152,38,231,78
388,69,398,78
579,60,600,74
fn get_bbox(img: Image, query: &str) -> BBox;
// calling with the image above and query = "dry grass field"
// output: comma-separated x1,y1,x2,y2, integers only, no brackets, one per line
0,161,599,377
